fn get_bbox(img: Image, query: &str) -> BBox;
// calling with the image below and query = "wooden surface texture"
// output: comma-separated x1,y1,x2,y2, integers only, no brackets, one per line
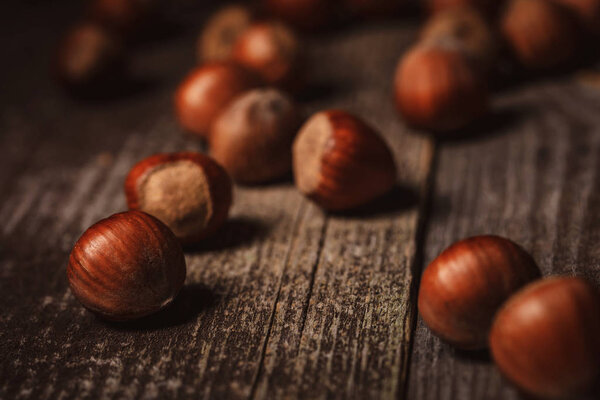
0,1,598,399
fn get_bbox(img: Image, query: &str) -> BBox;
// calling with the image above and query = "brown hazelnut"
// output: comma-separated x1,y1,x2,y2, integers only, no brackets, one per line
67,211,186,321
490,277,600,398
501,0,581,70
552,0,600,35
232,22,302,88
418,235,540,349
55,22,124,91
292,110,396,211
174,62,260,139
420,6,498,73
263,0,333,30
198,5,253,63
394,41,488,133
210,88,300,184
124,152,232,244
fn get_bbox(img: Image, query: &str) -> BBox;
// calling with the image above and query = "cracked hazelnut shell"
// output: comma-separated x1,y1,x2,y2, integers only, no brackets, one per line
490,277,600,399
292,110,396,211
418,235,540,349
67,211,186,321
125,152,232,244
175,62,260,139
210,88,300,184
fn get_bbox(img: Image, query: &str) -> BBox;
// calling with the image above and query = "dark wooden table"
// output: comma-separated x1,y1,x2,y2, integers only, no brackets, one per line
1,1,599,399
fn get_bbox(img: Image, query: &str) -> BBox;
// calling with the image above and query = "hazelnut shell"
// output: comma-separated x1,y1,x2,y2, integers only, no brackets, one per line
292,110,397,211
67,211,186,321
125,152,233,244
394,42,488,133
174,62,260,139
418,235,540,349
490,277,600,398
210,88,300,184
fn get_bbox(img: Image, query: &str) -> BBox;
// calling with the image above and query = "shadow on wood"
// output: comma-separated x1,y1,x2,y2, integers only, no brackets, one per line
185,216,270,253
101,283,218,331
330,184,420,218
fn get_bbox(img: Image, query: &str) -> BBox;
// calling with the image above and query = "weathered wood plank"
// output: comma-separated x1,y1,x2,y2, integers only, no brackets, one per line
407,82,600,400
0,4,433,400
253,23,433,400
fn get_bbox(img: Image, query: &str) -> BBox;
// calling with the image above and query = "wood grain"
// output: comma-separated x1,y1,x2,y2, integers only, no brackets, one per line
407,83,600,400
0,3,432,399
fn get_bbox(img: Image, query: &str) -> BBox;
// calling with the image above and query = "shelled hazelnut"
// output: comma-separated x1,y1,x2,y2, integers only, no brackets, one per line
490,277,600,398
198,5,253,63
210,88,301,184
233,21,302,89
67,211,186,321
124,152,232,244
394,41,488,133
263,0,333,30
420,6,498,73
418,235,540,349
55,22,124,92
292,110,396,211
174,62,261,139
501,0,581,70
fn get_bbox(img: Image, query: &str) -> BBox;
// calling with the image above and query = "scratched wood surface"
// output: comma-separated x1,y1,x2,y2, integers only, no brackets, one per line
1,1,599,400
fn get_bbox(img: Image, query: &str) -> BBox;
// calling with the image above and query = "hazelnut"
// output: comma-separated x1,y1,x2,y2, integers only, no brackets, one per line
210,88,300,184
198,5,253,63
552,0,600,35
124,152,232,244
418,235,540,349
55,22,124,91
232,21,302,88
501,0,581,70
67,211,186,321
420,6,498,73
174,62,260,139
292,110,396,211
263,0,333,30
394,42,488,133
490,277,600,398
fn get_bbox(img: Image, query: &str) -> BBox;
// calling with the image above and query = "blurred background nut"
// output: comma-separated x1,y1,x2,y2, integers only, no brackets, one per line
552,0,600,35
420,6,498,73
174,62,261,139
233,21,303,89
426,0,499,16
87,0,159,34
501,0,582,70
394,41,488,133
198,4,253,63
210,88,301,184
55,22,125,92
